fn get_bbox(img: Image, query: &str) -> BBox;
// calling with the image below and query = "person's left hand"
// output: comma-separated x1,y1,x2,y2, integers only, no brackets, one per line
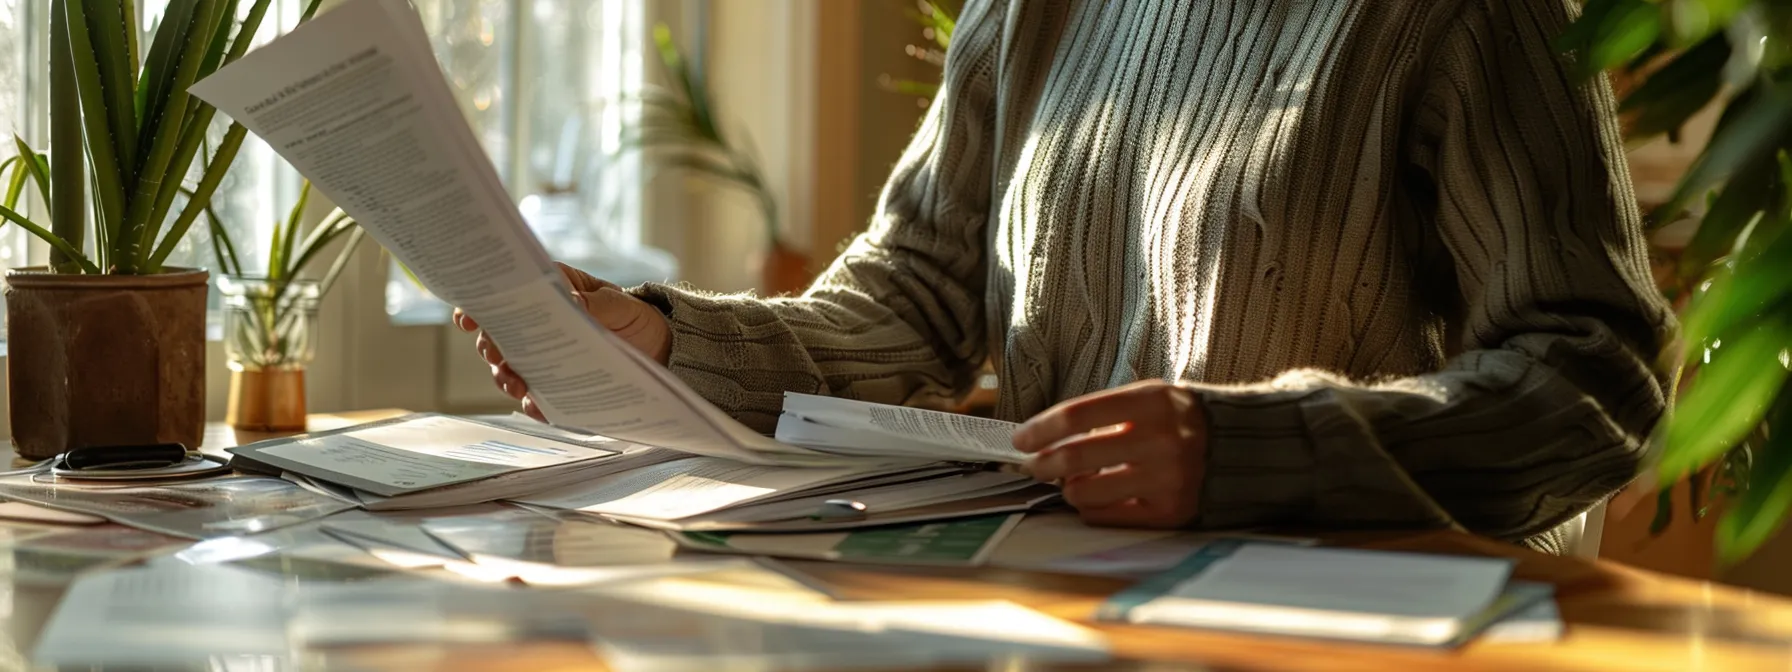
1013,380,1208,528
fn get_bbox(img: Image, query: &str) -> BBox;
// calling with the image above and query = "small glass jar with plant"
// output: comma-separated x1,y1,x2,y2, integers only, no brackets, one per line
204,180,364,431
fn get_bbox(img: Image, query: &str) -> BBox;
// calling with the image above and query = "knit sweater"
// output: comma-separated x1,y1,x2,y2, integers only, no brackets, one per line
635,0,1675,553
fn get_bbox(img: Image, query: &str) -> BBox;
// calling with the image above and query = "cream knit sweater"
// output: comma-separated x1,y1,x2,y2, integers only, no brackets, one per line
636,0,1675,553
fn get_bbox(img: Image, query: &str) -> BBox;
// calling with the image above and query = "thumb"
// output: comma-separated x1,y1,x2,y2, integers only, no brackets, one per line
578,286,652,332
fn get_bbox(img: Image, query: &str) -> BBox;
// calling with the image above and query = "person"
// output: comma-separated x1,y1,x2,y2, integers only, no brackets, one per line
457,0,1673,554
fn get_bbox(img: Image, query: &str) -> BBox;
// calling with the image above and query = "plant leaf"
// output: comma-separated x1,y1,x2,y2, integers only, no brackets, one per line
1657,314,1792,482
0,203,99,273
1677,155,1775,279
225,0,275,65
51,0,86,272
10,137,51,218
124,0,227,273
1620,34,1729,140
1662,83,1792,219
2,157,27,211
83,0,140,182
146,122,244,272
63,0,128,257
1590,1,1662,75
135,0,199,141
1716,393,1792,564
197,0,240,78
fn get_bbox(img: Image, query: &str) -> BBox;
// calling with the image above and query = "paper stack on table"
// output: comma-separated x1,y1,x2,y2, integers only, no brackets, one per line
1097,539,1558,647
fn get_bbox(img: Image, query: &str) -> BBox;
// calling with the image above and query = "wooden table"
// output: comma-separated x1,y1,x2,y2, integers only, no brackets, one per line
5,412,1791,671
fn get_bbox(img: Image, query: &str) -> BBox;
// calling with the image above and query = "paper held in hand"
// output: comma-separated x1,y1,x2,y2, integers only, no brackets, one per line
188,0,820,467
189,0,1025,471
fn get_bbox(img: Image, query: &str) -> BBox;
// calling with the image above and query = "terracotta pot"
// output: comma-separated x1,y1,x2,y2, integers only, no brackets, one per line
760,238,813,297
5,268,208,460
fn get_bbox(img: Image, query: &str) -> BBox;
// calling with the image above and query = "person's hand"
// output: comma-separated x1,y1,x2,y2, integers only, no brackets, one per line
1013,380,1208,528
453,263,672,420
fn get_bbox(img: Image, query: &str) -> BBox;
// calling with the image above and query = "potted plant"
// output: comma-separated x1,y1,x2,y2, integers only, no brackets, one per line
199,179,363,431
1560,0,1792,562
0,0,321,460
620,26,801,295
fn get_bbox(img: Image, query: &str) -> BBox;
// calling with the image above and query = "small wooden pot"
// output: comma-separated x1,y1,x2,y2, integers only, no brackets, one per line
4,268,208,460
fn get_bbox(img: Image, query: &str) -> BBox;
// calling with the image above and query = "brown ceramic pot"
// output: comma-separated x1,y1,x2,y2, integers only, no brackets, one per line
5,268,208,460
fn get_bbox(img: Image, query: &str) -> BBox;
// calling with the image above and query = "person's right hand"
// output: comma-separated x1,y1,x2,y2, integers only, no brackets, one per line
453,262,672,420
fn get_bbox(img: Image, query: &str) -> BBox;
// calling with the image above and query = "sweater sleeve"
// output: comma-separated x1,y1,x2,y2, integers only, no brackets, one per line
630,0,1005,433
1189,0,1676,548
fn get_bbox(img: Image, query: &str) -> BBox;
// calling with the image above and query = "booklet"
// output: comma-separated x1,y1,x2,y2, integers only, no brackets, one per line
1096,540,1552,647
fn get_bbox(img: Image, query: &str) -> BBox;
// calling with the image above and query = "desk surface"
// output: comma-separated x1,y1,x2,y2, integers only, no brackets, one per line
5,411,1791,671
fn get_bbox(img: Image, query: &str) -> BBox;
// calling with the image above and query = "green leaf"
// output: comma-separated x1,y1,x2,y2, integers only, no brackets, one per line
1650,487,1674,535
124,0,226,273
1657,315,1792,482
63,0,127,261
225,0,275,65
10,136,50,214
271,180,311,279
1620,34,1729,140
1676,154,1776,280
1590,1,1662,75
50,0,86,272
145,122,244,273
197,0,240,78
317,225,365,297
300,0,323,21
186,185,241,278
1662,83,1792,219
0,203,100,273
2,157,27,211
135,0,199,141
83,0,140,181
1716,395,1792,564
1663,0,1750,47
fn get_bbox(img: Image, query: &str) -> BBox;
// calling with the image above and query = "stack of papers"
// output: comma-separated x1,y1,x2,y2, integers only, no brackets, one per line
229,414,678,510
775,393,1026,464
513,457,1056,532
1097,540,1555,647
0,474,356,539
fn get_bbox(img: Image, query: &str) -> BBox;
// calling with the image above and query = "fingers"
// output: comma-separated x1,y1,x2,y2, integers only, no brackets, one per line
521,396,547,422
1078,500,1184,529
581,286,650,332
453,308,478,332
1013,380,1181,454
475,331,505,366
1061,464,1161,510
492,363,526,400
1026,428,1156,482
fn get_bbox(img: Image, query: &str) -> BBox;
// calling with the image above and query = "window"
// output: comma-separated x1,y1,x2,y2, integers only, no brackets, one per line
1,0,666,326
385,0,675,324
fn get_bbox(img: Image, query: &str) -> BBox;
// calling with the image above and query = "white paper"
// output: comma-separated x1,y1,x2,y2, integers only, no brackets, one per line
0,474,356,539
780,393,1028,463
516,457,900,521
1162,545,1513,619
189,0,838,467
246,415,617,496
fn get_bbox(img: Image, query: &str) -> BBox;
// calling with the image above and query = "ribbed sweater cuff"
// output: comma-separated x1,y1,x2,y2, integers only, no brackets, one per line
628,282,794,433
1190,387,1320,529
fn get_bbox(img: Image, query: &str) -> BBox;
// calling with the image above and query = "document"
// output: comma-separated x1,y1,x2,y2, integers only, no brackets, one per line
672,513,1024,566
779,393,1029,463
513,457,919,521
232,414,619,497
0,474,355,539
189,0,838,467
1098,540,1546,647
